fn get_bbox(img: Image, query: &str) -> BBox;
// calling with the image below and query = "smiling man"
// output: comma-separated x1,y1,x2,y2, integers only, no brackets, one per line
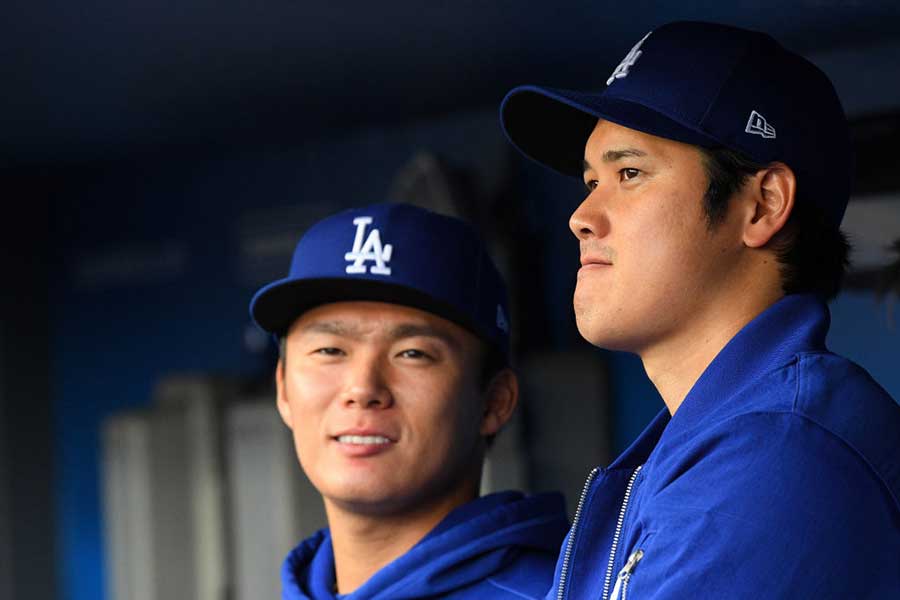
500,21,900,600
249,202,568,600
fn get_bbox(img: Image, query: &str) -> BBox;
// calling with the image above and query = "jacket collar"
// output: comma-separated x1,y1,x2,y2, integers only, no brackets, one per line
667,293,829,439
281,491,568,599
609,294,830,469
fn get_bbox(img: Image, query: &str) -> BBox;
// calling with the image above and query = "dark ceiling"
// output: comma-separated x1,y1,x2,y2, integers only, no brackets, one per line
6,1,900,167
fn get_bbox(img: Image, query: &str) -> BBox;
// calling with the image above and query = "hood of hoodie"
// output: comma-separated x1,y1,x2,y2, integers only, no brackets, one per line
281,491,568,600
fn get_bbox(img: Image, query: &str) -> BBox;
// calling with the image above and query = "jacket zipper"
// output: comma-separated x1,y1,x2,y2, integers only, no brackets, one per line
609,549,644,600
556,467,601,600
601,465,643,600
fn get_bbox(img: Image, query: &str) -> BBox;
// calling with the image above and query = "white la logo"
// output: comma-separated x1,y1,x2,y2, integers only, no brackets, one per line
345,217,393,275
607,31,652,86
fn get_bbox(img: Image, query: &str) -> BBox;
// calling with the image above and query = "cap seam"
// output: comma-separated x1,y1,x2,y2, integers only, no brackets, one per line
697,40,755,133
598,92,720,144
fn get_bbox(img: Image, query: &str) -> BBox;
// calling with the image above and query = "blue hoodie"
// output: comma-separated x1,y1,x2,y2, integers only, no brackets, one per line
549,294,900,599
282,491,569,600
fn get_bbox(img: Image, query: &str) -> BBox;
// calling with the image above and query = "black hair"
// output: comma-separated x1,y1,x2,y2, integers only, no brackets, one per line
477,346,508,390
699,146,851,300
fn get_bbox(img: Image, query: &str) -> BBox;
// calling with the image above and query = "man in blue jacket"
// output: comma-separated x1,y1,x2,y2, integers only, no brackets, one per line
250,202,568,599
500,21,900,599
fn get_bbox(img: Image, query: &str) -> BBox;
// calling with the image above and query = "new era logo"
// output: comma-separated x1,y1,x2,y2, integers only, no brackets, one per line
745,110,776,139
345,216,393,275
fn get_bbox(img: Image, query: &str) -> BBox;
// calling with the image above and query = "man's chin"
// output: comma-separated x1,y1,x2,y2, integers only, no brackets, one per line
574,315,632,352
575,312,608,346
325,490,398,513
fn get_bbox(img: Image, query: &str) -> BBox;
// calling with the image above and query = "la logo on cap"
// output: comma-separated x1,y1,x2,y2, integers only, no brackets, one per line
345,216,393,275
607,31,651,85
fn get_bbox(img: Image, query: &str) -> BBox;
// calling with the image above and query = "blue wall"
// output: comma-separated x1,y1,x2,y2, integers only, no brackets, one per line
828,291,900,399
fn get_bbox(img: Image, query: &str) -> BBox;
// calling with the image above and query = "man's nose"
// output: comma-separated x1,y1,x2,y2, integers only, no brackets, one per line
569,192,610,242
341,356,394,409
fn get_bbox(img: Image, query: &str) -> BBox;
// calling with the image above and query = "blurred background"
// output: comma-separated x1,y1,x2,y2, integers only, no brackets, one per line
2,2,899,599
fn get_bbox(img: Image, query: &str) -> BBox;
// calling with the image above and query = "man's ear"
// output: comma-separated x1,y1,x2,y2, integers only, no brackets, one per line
480,369,519,437
275,359,293,429
742,162,797,248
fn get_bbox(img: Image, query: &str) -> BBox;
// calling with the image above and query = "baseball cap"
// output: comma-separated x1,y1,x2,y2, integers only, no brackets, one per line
500,21,852,228
249,202,511,358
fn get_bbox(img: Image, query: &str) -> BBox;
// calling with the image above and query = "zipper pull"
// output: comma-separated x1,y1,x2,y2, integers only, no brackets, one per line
609,549,644,600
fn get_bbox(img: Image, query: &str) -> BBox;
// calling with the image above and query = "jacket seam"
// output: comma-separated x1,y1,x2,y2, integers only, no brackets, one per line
793,354,900,511
674,407,900,514
487,576,540,599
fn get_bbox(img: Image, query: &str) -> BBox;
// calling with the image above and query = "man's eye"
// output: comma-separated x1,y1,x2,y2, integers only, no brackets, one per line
397,349,431,360
314,347,344,356
584,179,599,192
620,168,640,181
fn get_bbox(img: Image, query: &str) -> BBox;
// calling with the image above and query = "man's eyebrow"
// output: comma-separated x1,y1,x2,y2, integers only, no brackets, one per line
603,148,647,162
298,321,360,338
296,320,461,350
582,148,648,172
389,323,461,350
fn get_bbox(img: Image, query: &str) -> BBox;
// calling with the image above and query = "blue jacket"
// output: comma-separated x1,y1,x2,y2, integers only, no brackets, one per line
550,294,900,600
282,491,569,599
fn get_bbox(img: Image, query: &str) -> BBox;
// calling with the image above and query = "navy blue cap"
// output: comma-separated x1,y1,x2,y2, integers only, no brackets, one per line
249,203,511,358
500,21,852,228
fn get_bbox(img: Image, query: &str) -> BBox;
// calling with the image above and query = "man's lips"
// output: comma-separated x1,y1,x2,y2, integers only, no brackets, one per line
579,256,613,276
331,428,397,445
331,429,396,458
578,255,613,279
335,434,392,445
580,254,613,267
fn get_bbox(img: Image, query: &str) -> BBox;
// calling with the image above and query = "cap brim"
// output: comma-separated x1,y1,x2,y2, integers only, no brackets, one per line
250,277,486,341
500,85,722,178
